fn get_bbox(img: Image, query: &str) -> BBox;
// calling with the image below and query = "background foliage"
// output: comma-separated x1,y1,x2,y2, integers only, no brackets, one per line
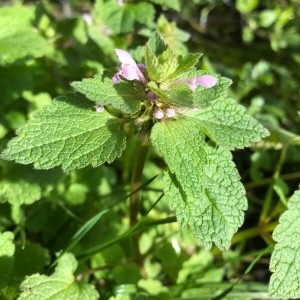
0,0,300,299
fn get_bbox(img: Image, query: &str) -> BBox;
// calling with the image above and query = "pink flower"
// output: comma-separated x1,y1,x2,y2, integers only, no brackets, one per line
112,49,147,84
179,75,217,90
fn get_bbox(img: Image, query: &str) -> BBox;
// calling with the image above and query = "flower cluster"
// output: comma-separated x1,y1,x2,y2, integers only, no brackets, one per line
110,49,217,121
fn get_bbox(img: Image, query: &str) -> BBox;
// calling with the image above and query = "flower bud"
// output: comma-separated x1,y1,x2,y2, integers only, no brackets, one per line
165,108,176,118
153,109,164,120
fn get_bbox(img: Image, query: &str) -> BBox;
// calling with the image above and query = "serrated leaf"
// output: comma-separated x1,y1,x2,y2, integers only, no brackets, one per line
71,73,143,114
269,189,300,299
189,98,270,149
146,32,168,56
145,33,179,82
151,119,247,249
1,94,126,171
0,7,52,64
194,76,233,108
170,53,202,78
18,253,99,300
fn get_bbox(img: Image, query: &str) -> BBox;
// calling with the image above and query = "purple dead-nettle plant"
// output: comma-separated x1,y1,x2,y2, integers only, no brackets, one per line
109,49,218,124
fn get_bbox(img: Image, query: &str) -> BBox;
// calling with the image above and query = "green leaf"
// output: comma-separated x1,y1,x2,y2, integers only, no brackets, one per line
94,0,155,34
189,98,270,149
130,2,156,29
170,53,202,78
193,75,232,108
0,231,15,297
59,209,110,259
151,119,247,249
147,81,194,107
71,73,144,115
163,84,194,107
18,253,99,300
145,33,179,82
0,6,52,64
0,164,63,205
172,71,232,108
269,189,300,299
94,0,134,34
1,94,126,171
146,32,168,56
0,231,15,257
0,177,40,206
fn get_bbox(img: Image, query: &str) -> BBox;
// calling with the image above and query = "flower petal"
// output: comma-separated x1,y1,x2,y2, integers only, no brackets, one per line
115,49,137,66
194,75,218,89
112,73,121,83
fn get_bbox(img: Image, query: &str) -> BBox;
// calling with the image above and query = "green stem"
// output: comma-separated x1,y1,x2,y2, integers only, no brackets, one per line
244,171,300,190
259,146,288,224
129,139,149,264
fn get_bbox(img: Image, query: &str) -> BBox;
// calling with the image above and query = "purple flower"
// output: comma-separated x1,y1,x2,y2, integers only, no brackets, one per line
112,49,147,84
179,75,217,90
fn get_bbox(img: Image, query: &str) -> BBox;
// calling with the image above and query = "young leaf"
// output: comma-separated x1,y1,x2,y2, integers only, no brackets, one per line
146,31,168,56
148,81,194,107
170,53,202,78
145,33,178,82
151,118,247,249
71,74,144,115
269,189,300,299
189,98,270,149
1,94,126,171
18,253,99,300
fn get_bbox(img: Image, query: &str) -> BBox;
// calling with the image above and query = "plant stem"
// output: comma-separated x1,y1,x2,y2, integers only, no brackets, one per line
259,146,288,224
130,139,149,265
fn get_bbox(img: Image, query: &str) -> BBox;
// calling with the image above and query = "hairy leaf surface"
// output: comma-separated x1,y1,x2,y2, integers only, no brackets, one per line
151,119,247,249
269,189,300,299
71,74,144,114
189,98,270,149
18,253,99,300
1,94,126,171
